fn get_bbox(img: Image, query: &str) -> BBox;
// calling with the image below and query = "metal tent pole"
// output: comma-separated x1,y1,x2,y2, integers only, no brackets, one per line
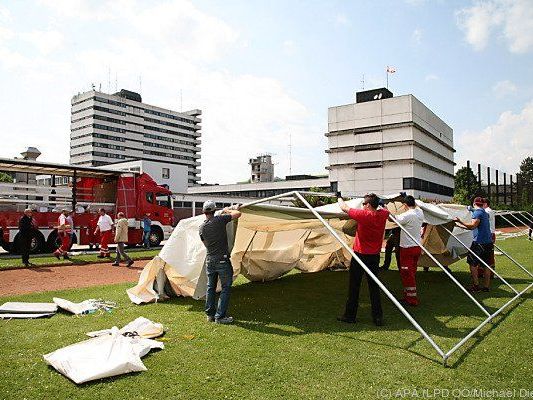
517,212,533,224
512,212,532,226
388,215,490,317
493,243,533,278
241,191,297,208
445,282,533,360
508,212,527,227
441,227,519,295
293,192,446,361
498,214,525,237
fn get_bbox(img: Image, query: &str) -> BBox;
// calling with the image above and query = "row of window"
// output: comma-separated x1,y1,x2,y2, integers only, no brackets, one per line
95,96,127,108
71,132,126,142
143,133,196,147
72,123,92,132
94,142,125,151
143,123,198,137
402,177,454,196
94,123,125,133
173,201,233,208
71,150,126,160
143,149,196,162
144,141,196,154
144,116,197,131
144,108,196,124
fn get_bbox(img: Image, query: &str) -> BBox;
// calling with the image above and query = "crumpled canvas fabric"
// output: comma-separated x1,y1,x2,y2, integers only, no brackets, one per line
43,325,164,384
86,317,164,339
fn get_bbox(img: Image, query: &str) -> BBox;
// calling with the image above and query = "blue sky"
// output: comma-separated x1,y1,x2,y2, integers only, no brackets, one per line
0,0,531,183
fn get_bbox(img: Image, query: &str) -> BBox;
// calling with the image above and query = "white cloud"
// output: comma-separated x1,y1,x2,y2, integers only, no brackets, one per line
412,28,422,45
425,74,439,81
492,80,517,97
456,0,533,53
455,100,533,173
21,29,64,55
335,13,349,26
282,40,296,56
0,0,324,184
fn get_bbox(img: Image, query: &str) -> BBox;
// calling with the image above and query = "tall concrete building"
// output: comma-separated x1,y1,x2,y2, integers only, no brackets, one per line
327,88,454,200
70,89,201,186
249,154,274,183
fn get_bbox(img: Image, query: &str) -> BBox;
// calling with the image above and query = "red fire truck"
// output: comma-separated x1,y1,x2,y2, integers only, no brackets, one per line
0,158,174,254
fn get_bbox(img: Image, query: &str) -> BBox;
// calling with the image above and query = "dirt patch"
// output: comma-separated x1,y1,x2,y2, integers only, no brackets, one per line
0,260,149,297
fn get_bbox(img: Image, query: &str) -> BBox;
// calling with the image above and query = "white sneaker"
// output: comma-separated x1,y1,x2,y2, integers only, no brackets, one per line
206,316,215,323
215,316,234,324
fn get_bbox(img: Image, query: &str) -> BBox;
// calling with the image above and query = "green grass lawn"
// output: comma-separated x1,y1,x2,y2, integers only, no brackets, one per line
0,249,159,270
0,237,531,400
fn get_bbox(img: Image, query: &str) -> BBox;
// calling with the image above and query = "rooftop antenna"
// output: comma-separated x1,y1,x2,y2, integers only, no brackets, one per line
180,89,183,111
115,72,118,92
288,132,292,176
107,66,111,93
99,83,101,91
139,75,142,93
361,73,365,90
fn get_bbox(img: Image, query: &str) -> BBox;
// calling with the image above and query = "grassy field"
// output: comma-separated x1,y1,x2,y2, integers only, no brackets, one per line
0,237,531,400
0,249,160,270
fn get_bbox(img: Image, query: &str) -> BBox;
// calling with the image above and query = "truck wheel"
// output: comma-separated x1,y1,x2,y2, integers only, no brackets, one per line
46,231,59,252
13,232,46,254
149,227,163,247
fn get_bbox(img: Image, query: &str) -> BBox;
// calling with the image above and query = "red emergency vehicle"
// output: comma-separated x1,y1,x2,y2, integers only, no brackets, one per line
0,158,174,254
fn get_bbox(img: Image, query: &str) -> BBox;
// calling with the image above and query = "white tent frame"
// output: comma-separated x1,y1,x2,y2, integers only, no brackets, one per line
240,191,532,366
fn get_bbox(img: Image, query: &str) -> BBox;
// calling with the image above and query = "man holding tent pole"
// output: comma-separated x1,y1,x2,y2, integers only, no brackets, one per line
454,197,493,292
337,193,389,326
199,201,241,324
390,196,424,306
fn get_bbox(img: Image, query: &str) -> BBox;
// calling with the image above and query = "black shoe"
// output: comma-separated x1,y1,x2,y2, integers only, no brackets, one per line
126,261,134,267
54,253,60,260
111,262,120,267
63,255,70,260
373,317,384,326
24,263,30,267
337,315,356,324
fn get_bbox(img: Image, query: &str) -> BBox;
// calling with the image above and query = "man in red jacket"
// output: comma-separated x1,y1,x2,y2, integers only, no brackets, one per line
337,193,389,326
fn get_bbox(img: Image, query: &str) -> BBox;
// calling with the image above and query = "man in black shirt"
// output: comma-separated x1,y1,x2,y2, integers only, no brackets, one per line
18,208,36,267
199,200,241,324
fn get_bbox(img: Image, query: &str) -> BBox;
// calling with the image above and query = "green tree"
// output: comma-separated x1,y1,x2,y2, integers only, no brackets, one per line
516,156,533,207
0,172,13,183
453,166,482,205
292,187,336,208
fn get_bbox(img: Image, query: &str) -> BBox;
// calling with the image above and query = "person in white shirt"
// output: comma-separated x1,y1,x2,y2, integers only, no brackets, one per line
94,208,114,258
54,209,72,260
392,195,425,306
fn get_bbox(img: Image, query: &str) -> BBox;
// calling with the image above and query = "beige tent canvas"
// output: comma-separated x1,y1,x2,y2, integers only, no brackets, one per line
127,194,473,304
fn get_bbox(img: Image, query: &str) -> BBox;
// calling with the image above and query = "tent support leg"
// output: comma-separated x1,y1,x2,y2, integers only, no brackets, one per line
493,243,533,278
516,212,533,224
389,216,490,317
444,282,533,361
241,231,258,260
512,213,531,227
294,192,446,361
442,227,520,295
499,214,525,237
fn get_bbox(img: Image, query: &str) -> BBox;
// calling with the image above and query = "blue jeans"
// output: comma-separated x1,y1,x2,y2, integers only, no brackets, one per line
143,231,151,248
205,256,233,319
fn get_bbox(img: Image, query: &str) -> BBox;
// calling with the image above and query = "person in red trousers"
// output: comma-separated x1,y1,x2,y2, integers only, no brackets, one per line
94,208,113,258
54,209,72,260
393,195,424,306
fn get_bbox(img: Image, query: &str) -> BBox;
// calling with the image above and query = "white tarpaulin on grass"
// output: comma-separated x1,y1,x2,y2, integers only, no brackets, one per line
127,194,474,304
44,318,164,384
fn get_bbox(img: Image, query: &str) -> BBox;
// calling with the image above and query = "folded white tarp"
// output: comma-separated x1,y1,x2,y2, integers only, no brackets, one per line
52,298,116,315
44,322,164,384
0,302,57,319
87,317,164,339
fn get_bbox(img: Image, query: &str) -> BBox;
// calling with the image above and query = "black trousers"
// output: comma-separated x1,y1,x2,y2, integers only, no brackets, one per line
344,253,383,320
20,236,31,264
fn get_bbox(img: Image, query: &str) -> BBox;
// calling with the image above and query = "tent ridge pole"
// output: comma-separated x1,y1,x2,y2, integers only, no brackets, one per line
388,215,491,317
442,227,520,295
240,191,297,209
293,192,445,360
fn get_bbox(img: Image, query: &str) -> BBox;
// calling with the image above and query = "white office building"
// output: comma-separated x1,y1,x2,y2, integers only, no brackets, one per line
70,89,201,186
327,88,455,201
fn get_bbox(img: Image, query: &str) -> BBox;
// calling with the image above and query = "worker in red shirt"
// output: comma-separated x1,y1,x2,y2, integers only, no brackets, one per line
95,208,113,258
337,193,389,326
54,209,72,260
